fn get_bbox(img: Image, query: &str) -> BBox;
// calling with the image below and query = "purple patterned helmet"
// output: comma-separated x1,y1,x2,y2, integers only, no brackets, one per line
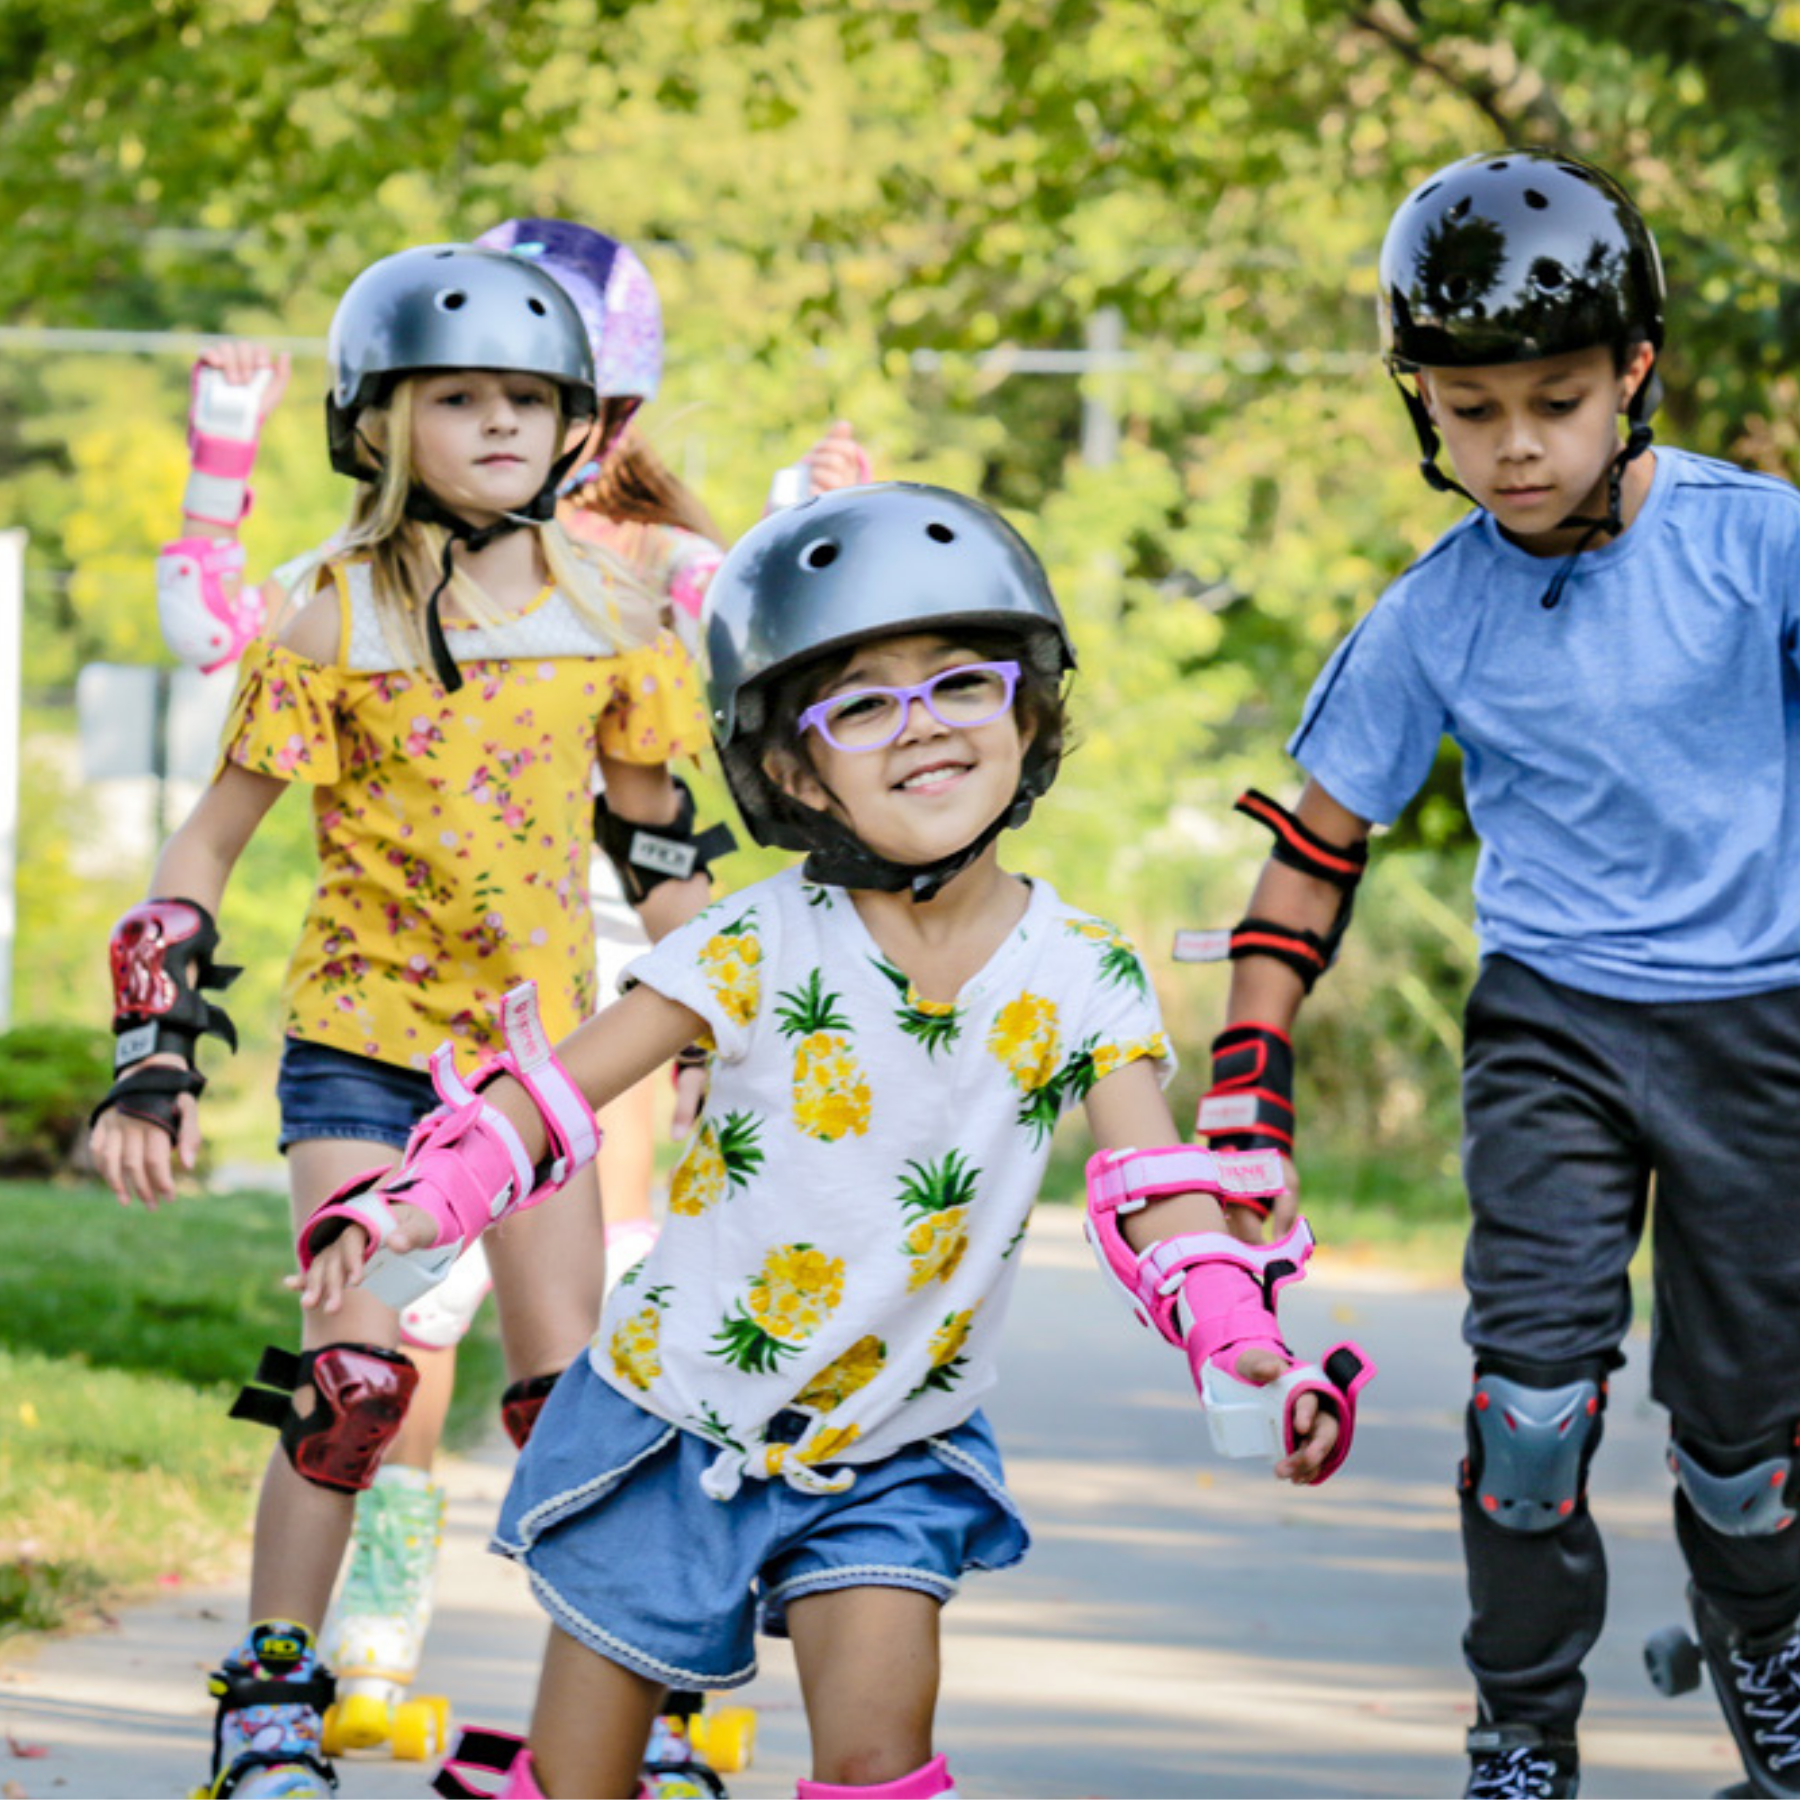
473,217,663,402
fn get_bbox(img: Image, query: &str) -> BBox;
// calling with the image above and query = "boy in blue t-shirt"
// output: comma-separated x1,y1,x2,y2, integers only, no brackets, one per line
1198,150,1800,1798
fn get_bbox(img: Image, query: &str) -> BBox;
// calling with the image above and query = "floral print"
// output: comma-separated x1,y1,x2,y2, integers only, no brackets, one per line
220,590,705,1062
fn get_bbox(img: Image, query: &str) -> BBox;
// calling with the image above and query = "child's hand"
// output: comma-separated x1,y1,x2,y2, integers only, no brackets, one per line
1225,1345,1343,1486
287,1200,438,1312
805,420,871,493
196,341,291,421
89,1076,202,1210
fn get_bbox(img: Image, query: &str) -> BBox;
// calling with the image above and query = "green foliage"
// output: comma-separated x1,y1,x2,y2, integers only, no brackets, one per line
0,1021,110,1173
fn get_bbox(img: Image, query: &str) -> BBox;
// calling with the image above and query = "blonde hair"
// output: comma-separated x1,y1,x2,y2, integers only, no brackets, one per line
332,375,662,671
569,404,725,543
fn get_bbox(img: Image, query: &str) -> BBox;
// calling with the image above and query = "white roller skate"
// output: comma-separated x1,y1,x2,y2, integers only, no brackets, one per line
638,1691,758,1797
195,1619,337,1798
319,1465,451,1762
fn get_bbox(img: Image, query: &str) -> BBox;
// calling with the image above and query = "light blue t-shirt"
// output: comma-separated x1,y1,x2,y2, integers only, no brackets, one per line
1289,447,1800,1001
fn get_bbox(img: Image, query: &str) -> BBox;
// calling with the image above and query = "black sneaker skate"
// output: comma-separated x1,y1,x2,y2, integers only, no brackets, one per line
1464,1722,1579,1798
1689,1584,1800,1798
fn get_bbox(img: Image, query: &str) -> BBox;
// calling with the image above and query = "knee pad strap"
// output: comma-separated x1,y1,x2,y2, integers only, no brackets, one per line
1461,1365,1604,1534
1669,1426,1800,1538
434,1727,545,1799
231,1343,418,1493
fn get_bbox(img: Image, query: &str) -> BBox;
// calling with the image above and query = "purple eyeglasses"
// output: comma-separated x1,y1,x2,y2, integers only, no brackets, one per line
797,660,1022,753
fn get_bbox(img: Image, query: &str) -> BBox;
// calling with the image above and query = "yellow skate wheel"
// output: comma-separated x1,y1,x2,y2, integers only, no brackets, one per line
693,1705,756,1773
319,1703,349,1760
332,1689,392,1752
427,1694,452,1742
390,1698,443,1762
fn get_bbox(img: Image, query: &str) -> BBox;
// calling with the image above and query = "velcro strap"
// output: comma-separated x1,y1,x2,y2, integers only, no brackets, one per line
181,467,251,527
1087,1144,1284,1215
1196,1023,1295,1173
1234,790,1368,889
497,981,601,1184
1225,918,1331,988
89,1061,206,1138
595,777,737,902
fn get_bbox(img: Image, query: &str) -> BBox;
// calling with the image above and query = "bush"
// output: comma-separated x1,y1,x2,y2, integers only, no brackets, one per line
0,1022,111,1174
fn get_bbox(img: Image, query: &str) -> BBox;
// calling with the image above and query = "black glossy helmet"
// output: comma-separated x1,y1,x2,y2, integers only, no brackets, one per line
1379,149,1664,373
325,244,599,480
703,483,1075,891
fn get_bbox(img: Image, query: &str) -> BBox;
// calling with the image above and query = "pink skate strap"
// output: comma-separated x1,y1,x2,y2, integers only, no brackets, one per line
433,1726,543,1798
797,1753,957,1798
1084,1144,1289,1344
667,549,722,624
183,365,269,527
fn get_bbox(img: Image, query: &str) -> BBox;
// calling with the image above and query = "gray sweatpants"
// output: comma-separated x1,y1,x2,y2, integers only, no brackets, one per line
1459,954,1800,1729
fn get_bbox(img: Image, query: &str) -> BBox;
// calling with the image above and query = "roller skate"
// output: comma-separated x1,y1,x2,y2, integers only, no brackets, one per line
194,1619,337,1797
1645,1583,1800,1796
1463,1722,1579,1798
638,1690,757,1797
319,1465,451,1762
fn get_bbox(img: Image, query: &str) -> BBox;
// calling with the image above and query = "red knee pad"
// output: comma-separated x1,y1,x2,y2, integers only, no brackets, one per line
500,1371,561,1451
230,1343,418,1493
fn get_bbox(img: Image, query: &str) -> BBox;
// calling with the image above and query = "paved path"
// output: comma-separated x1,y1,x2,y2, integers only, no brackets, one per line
0,1210,1748,1797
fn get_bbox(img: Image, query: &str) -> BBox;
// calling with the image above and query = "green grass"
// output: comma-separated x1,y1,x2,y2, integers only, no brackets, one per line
0,1177,503,1641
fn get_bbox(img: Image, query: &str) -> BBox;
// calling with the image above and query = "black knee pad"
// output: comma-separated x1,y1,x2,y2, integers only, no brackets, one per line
1460,1356,1608,1534
1668,1421,1800,1538
231,1343,418,1492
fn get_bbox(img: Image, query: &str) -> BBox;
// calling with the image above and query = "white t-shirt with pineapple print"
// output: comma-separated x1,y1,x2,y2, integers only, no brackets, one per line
595,864,1174,1501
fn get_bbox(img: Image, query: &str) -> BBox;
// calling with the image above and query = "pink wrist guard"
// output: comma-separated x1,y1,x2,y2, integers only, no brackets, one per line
183,362,270,527
1083,1144,1287,1344
156,537,265,671
297,983,600,1310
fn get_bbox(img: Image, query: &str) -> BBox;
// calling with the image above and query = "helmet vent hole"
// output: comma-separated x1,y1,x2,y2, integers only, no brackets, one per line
1523,188,1548,210
925,522,956,543
1414,182,1441,205
1448,196,1472,221
1487,160,1510,172
1530,258,1567,292
527,297,547,316
800,539,840,571
437,290,468,312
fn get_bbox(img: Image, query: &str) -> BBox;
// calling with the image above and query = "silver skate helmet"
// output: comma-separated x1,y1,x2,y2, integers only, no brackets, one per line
325,244,599,482
704,482,1075,897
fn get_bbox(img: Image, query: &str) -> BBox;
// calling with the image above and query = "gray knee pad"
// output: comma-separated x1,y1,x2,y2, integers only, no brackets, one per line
1669,1427,1799,1538
1461,1363,1605,1534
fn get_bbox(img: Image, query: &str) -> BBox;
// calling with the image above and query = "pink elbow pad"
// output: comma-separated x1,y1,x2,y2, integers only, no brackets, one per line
155,537,266,671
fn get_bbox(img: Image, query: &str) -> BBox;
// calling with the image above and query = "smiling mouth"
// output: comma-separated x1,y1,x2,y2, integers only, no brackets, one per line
894,761,970,792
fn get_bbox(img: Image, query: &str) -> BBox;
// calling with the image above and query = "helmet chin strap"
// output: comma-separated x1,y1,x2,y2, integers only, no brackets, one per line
1391,366,1657,612
798,792,1038,905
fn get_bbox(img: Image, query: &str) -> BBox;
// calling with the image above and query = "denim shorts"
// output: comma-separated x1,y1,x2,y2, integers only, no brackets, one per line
490,1358,1030,1690
275,1036,438,1154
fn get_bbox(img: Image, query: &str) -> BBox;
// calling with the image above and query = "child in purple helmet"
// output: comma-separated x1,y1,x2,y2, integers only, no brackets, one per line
1195,149,1800,1798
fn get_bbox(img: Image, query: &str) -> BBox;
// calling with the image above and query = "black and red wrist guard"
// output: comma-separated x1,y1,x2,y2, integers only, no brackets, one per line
595,776,736,904
1195,1024,1295,1204
94,898,241,1140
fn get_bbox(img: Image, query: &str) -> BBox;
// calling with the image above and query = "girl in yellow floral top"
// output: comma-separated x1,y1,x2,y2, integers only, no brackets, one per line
88,244,722,1800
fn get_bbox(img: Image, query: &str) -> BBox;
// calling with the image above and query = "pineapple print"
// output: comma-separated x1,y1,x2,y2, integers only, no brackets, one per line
697,911,763,1026
712,1243,847,1374
777,969,872,1141
898,1151,979,1291
670,1109,765,1216
609,1285,671,1391
797,1423,862,1466
794,1335,888,1411
1065,917,1151,997
987,992,1060,1091
908,1306,981,1399
871,957,963,1057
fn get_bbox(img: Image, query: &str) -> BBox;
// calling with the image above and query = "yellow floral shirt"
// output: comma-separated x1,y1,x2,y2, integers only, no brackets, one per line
219,559,707,1065
597,866,1174,1498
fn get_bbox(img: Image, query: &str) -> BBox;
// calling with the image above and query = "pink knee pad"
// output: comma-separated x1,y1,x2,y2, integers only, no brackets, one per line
433,1726,543,1798
797,1754,957,1798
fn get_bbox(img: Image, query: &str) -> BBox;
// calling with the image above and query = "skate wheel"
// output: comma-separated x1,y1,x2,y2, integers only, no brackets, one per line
1644,1622,1704,1697
333,1688,393,1751
692,1705,756,1773
320,1703,349,1760
390,1697,444,1762
428,1693,453,1742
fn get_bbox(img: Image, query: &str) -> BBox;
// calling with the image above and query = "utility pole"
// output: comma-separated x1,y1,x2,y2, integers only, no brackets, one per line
0,529,24,1032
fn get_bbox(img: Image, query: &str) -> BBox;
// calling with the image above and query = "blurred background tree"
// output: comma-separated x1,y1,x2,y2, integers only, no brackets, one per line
7,0,1798,1195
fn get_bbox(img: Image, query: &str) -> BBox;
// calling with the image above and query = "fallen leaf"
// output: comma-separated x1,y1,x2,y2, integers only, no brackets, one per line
5,1733,48,1758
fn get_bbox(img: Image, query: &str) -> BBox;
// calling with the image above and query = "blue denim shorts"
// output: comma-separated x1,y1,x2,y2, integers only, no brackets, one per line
490,1359,1030,1690
275,1037,437,1154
